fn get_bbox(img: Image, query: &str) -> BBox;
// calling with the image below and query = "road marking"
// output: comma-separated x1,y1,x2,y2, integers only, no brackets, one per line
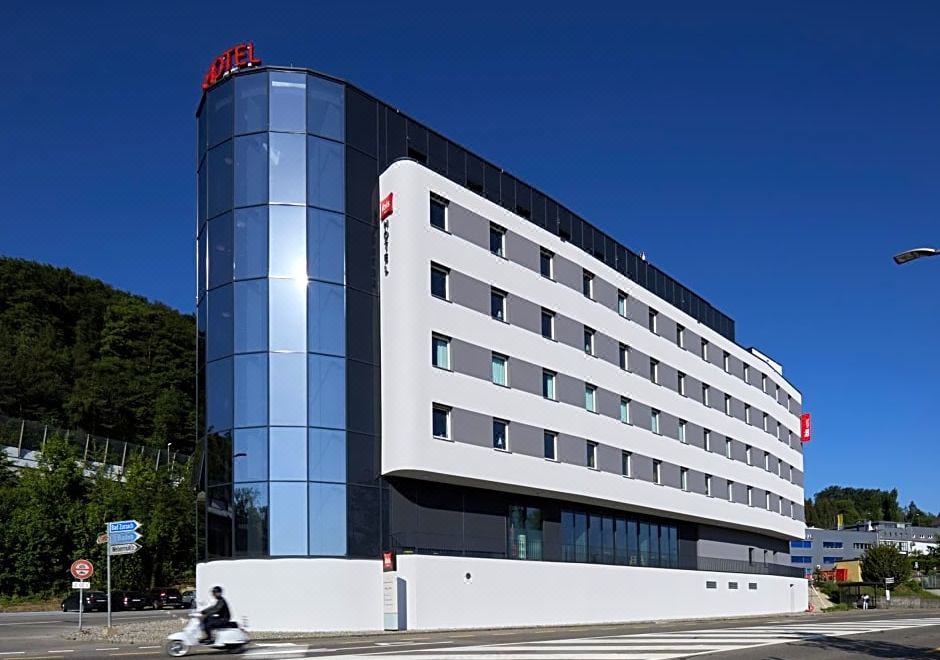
0,653,25,656
108,653,160,657
44,652,73,654
136,647,160,650
95,649,121,651
0,621,66,626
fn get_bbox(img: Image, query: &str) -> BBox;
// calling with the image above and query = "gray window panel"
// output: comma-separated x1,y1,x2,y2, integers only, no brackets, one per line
234,279,267,353
449,339,491,381
307,209,345,284
208,213,233,289
345,361,378,436
709,389,725,412
660,462,680,489
269,278,307,352
630,401,651,430
791,398,802,417
208,140,234,219
453,270,492,315
734,483,749,505
555,434,584,466
552,254,581,291
451,408,490,448
687,470,707,495
307,136,344,212
308,281,345,356
656,315,676,347
233,482,267,556
269,205,307,278
207,284,234,362
269,71,307,132
625,297,647,326
594,334,619,366
269,133,306,204
234,207,268,279
270,481,308,555
632,455,654,482
592,277,618,311
630,348,651,379
727,355,743,380
792,468,804,486
506,296,540,335
233,428,267,482
269,353,307,426
207,432,232,486
553,315,582,349
749,488,764,508
709,344,724,368
346,432,378,486
793,503,805,522
307,75,344,141
507,359,541,396
206,357,233,433
683,328,701,356
731,440,747,463
207,80,234,148
235,71,268,134
709,433,725,456
234,353,268,427
746,363,760,387
683,374,701,399
308,354,346,429
446,202,489,248
596,389,620,420
507,423,542,458
685,423,705,449
234,134,269,207
658,412,679,440
309,482,347,556
658,363,678,393
596,443,620,474
269,427,307,480
345,289,378,365
712,478,730,501
556,374,584,408
505,231,540,272
732,398,747,422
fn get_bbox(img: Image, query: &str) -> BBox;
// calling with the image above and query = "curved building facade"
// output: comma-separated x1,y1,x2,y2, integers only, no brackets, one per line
195,60,807,631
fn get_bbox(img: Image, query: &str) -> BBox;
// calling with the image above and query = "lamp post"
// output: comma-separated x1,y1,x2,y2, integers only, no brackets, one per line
893,247,940,265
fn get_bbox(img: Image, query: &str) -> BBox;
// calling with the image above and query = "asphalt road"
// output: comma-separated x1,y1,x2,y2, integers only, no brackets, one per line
0,608,937,659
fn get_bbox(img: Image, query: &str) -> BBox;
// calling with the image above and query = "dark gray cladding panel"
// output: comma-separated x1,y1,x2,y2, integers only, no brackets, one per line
450,338,492,382
508,421,542,458
625,297,648,326
451,407,492,448
709,344,724,369
656,314,676,346
658,363,678,394
697,523,789,562
659,411,678,440
711,477,729,501
509,358,541,397
507,294,541,335
687,469,707,495
554,314,582,350
505,230,541,273
557,433,585,466
733,483,748,505
447,202,489,250
553,254,582,293
684,374,701,402
731,439,747,463
556,373,584,408
595,333,619,366
660,461,680,489
596,388,620,420
683,328,701,358
685,422,705,450
791,468,804,487
794,503,805,522
593,277,618,312
632,454,654,482
630,347,651,380
449,270,489,315
597,443,621,474
731,398,746,422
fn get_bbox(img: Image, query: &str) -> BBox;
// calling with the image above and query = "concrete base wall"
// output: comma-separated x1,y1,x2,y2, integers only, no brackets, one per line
198,556,807,632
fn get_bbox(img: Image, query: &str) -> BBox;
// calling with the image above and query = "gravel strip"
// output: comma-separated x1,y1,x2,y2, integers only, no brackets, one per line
62,617,321,644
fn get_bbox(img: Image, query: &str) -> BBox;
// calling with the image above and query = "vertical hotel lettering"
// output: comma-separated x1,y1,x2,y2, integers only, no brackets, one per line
380,193,394,275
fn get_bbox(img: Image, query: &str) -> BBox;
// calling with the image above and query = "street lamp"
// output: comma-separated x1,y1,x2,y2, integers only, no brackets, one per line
893,247,940,265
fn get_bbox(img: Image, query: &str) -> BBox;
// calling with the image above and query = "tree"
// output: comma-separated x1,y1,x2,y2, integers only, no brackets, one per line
860,544,912,586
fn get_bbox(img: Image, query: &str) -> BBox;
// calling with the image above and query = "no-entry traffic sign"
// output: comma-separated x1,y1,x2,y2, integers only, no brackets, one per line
70,559,94,580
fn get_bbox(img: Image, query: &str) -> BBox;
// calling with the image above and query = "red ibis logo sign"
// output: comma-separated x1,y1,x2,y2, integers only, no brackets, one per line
202,43,261,91
800,413,812,443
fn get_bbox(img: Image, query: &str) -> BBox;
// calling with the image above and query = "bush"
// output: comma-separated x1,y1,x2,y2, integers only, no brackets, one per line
861,545,912,585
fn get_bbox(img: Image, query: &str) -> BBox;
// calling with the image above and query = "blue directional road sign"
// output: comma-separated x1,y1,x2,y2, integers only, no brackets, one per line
108,520,141,534
109,531,142,544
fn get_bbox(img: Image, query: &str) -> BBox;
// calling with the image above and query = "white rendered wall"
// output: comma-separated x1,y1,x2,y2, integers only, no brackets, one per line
196,558,383,631
396,554,808,630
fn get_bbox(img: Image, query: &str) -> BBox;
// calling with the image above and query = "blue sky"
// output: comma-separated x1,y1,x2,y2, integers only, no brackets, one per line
2,2,938,512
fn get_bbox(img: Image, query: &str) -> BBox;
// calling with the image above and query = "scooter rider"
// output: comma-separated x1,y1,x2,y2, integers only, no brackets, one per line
200,586,231,643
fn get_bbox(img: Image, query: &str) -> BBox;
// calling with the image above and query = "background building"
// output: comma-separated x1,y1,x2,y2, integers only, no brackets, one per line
195,58,807,631
791,521,940,575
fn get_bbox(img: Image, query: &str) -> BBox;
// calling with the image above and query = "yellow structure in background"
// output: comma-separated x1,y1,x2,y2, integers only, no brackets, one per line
835,558,862,582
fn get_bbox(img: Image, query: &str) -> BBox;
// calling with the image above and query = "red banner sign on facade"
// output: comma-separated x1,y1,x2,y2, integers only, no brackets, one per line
380,193,394,221
202,43,261,91
382,551,396,572
800,413,812,443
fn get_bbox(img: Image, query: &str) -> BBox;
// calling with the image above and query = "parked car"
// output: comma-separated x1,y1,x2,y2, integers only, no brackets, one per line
148,587,184,609
61,591,108,612
180,590,195,609
112,590,148,611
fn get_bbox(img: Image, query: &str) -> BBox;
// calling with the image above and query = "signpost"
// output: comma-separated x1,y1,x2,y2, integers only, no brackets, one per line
70,559,94,631
105,520,142,628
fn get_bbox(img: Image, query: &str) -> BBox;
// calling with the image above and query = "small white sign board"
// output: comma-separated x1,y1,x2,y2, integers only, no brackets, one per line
72,581,90,589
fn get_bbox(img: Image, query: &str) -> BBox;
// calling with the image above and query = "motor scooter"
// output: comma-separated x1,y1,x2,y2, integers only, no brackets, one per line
165,611,250,656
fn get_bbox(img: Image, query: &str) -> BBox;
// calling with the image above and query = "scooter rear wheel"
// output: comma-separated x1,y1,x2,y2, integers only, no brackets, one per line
165,640,189,657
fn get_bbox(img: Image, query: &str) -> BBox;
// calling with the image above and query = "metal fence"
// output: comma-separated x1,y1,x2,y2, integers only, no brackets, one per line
0,413,189,474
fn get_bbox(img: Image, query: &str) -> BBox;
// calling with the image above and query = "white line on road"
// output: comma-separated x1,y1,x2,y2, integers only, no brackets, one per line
95,649,120,651
0,621,65,626
0,652,25,656
137,647,160,650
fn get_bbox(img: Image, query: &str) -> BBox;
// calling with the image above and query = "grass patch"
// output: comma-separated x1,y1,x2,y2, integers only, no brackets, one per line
0,594,62,612
823,603,852,612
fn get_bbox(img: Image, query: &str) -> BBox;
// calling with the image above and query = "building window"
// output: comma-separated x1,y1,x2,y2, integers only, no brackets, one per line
650,358,659,384
764,451,770,471
431,333,450,369
791,555,812,564
706,581,717,589
761,373,767,393
745,444,752,465
489,223,505,257
745,404,751,424
743,363,750,383
544,431,557,460
678,372,685,395
540,249,554,279
701,339,709,361
432,404,450,439
678,420,687,443
790,501,795,518
648,309,658,333
541,308,555,339
491,353,508,386
620,397,631,424
651,409,660,434
725,438,732,459
676,324,684,348
728,481,734,502
705,474,712,496
542,369,556,400
749,582,758,590
778,498,784,515
763,413,768,432
619,343,629,370
493,418,508,450
724,394,732,416
777,458,782,477
586,441,597,469
621,451,632,477
430,195,447,230
704,429,711,452
582,270,594,299
507,505,543,560
747,486,753,506
788,464,793,482
728,582,738,590
617,291,627,317
585,384,597,412
776,422,781,440
653,460,662,485
430,264,449,299
723,351,730,373
681,467,688,491
491,288,507,321
702,384,710,406
765,492,771,510
787,394,792,413
791,539,811,549
583,327,595,355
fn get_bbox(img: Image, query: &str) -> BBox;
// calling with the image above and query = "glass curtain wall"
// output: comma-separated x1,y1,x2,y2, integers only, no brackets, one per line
198,69,359,559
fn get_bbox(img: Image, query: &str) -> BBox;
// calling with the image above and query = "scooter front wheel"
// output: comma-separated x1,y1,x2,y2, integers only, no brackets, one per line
165,640,189,657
